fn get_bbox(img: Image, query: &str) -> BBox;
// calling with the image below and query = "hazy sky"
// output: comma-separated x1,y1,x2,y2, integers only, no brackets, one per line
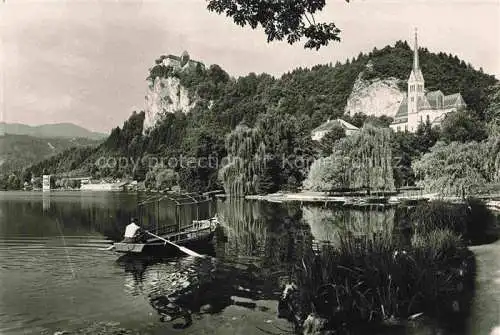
1,0,499,133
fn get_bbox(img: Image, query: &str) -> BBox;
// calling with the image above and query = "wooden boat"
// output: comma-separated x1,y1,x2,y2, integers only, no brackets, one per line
114,217,218,254
113,192,218,254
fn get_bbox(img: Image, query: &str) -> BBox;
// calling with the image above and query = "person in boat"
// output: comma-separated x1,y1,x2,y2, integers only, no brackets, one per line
209,214,218,224
123,218,147,243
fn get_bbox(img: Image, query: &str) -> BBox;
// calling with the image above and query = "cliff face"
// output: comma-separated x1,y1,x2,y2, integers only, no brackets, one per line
144,76,196,131
345,66,404,118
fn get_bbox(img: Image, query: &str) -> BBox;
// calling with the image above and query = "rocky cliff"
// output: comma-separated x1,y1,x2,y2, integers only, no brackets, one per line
144,76,196,131
345,62,405,118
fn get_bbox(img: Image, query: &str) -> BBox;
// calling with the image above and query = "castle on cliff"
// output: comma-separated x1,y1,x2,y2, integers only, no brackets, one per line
143,51,204,131
390,30,466,132
161,51,205,72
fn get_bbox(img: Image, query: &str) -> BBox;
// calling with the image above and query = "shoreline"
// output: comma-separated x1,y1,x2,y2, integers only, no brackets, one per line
244,191,500,210
5,189,500,212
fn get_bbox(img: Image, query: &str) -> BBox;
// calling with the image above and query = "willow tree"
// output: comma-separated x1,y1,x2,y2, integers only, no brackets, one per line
348,125,395,192
483,136,500,183
218,124,267,196
304,124,395,192
413,141,489,196
302,154,350,191
414,137,500,196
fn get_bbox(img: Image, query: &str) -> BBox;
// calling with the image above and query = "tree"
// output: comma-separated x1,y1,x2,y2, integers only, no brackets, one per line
219,124,267,196
318,124,346,155
133,159,148,182
144,164,171,190
178,126,226,192
484,83,500,136
302,154,350,191
21,170,32,184
343,112,368,128
365,115,393,128
155,168,178,190
304,125,395,192
206,0,343,50
392,131,419,188
440,110,488,143
256,155,282,194
415,119,440,152
413,141,491,197
7,174,21,190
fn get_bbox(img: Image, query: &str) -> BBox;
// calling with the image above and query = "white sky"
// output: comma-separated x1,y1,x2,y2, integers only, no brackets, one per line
1,0,499,132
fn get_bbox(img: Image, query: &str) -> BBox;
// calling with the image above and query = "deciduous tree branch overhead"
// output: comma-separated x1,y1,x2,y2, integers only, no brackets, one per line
206,0,345,49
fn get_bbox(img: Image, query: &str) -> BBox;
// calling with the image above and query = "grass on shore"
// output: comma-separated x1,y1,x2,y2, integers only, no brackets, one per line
284,199,495,332
292,229,474,331
409,198,499,245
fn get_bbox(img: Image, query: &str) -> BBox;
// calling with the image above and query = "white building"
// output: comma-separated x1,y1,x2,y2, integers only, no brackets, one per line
311,118,359,141
42,175,51,192
390,29,466,132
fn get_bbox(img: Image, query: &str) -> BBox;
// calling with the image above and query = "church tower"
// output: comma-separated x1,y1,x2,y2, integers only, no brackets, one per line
407,28,425,116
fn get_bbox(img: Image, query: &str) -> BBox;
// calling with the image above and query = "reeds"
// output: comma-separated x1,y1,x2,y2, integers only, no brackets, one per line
290,221,477,332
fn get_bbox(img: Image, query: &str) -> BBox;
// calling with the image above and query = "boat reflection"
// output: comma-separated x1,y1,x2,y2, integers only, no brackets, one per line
114,201,317,329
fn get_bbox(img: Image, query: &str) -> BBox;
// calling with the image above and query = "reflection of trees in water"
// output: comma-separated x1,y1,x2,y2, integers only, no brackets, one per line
217,199,269,257
302,206,396,245
217,199,315,281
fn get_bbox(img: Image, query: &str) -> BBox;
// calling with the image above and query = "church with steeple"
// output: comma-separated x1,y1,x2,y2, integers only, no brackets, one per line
390,29,466,132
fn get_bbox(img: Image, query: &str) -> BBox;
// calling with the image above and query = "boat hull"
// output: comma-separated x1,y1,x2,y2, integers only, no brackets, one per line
113,231,215,255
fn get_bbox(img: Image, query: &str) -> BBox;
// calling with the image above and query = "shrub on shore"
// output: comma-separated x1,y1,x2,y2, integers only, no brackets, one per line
283,226,476,333
410,198,499,245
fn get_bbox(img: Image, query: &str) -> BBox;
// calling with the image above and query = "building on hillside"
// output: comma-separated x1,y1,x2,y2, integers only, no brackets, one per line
162,51,205,71
311,118,359,141
390,29,466,132
42,175,51,192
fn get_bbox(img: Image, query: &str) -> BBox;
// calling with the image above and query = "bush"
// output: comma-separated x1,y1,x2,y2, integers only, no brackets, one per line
289,227,475,332
410,199,498,245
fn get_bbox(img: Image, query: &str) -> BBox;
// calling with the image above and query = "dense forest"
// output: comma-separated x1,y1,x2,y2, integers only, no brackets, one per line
4,40,498,194
0,135,99,175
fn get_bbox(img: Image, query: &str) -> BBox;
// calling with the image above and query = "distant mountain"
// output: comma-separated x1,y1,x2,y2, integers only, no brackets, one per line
0,122,108,140
0,134,101,174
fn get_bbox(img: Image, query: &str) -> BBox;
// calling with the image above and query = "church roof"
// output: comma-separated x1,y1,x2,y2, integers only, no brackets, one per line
426,90,444,109
392,91,465,123
417,96,432,109
427,90,443,98
408,69,424,82
443,93,464,108
394,96,408,121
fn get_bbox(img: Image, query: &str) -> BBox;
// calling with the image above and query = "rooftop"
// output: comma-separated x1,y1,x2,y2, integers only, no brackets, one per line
312,118,359,133
393,91,466,121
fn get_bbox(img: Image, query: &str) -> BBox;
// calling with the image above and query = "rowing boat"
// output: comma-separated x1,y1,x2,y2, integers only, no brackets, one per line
114,217,218,254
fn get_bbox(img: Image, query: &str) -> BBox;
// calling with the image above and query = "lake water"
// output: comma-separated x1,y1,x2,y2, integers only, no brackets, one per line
0,191,498,335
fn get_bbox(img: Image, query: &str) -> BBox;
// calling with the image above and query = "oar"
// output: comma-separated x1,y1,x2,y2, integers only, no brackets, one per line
99,245,115,251
144,230,204,258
